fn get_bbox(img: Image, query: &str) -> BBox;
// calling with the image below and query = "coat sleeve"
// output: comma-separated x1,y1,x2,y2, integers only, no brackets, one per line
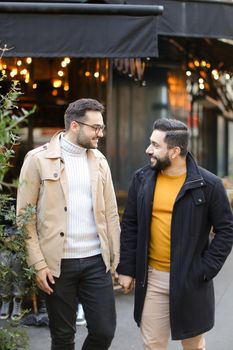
16,151,47,271
202,178,233,280
103,159,121,272
117,174,138,278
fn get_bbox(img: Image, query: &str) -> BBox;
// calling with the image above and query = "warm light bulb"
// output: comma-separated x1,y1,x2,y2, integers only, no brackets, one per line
85,71,91,77
64,82,69,91
94,72,99,78
64,57,70,64
201,60,206,67
26,57,32,64
53,79,62,88
10,68,18,77
25,72,30,83
58,70,64,77
61,61,67,68
20,69,28,75
32,83,37,89
17,60,22,66
186,71,191,77
211,69,218,76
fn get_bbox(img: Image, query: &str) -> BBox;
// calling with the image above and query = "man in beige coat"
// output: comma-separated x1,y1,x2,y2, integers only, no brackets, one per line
17,98,120,350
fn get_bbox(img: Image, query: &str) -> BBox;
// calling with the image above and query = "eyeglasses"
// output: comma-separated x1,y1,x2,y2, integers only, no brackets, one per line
76,121,106,134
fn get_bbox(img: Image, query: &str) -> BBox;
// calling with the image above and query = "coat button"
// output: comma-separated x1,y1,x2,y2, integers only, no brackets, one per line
43,145,47,149
200,182,204,186
198,198,202,202
64,206,67,212
60,232,64,237
54,173,58,178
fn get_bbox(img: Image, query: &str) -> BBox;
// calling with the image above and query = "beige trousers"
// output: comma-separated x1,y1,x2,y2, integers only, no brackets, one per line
140,267,206,350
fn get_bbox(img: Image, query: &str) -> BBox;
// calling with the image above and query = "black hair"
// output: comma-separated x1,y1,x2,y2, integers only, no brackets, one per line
153,118,189,156
64,98,104,130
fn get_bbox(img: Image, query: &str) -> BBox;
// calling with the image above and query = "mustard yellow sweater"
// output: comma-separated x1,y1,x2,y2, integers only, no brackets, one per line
148,171,186,272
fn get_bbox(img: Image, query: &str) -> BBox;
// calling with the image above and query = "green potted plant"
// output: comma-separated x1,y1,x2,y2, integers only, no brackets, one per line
0,66,36,349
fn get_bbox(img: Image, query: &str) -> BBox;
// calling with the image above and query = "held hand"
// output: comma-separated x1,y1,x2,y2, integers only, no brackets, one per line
118,274,134,294
36,267,55,295
112,271,119,283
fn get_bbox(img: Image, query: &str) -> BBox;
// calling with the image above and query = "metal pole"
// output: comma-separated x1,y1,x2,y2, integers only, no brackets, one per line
0,2,164,15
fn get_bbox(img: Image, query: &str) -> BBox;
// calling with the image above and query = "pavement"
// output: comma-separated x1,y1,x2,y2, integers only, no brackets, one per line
2,250,233,350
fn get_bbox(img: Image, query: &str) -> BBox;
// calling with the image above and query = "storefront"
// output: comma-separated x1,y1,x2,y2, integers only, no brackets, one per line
1,0,233,193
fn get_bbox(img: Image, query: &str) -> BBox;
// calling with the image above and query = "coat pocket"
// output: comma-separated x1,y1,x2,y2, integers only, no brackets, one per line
187,258,207,290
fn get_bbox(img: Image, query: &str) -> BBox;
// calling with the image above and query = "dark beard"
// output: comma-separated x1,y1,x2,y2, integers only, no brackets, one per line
151,155,171,171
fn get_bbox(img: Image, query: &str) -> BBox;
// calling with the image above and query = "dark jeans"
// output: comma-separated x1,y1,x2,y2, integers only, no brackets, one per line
45,254,116,350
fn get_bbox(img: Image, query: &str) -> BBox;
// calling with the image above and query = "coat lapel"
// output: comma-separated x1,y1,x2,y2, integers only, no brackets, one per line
87,150,100,208
60,159,68,204
143,168,156,232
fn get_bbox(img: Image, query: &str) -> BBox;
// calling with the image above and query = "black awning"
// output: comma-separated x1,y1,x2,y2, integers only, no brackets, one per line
0,3,162,58
155,0,233,39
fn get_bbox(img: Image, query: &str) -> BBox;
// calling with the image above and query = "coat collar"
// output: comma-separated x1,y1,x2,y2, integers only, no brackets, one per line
139,152,206,207
44,131,102,161
183,152,206,190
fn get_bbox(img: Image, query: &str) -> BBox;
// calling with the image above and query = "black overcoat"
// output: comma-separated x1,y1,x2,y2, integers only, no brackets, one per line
117,153,233,340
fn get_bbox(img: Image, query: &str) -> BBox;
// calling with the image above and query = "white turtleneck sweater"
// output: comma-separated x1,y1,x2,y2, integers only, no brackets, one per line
60,134,101,259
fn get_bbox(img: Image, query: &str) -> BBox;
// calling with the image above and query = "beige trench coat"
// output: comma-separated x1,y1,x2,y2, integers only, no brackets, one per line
17,132,120,277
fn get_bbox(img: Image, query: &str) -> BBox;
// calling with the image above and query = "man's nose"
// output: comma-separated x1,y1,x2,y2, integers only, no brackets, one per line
97,129,104,138
146,145,152,154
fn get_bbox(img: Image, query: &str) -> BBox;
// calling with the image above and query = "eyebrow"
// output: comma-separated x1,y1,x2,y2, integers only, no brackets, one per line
150,139,159,146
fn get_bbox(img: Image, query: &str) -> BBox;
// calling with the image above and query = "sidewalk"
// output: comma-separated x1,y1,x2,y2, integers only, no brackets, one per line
5,250,233,349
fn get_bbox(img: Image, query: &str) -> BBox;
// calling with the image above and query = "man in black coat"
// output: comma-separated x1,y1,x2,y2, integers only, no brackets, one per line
117,118,233,350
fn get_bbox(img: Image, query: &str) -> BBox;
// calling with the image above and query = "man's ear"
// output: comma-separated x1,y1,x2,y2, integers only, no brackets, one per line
70,120,79,132
170,146,181,159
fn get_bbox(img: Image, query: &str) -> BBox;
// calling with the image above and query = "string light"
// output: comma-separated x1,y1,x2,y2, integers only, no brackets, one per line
100,75,105,82
201,60,207,67
26,57,32,64
25,72,30,83
10,68,18,77
20,69,28,75
64,82,69,91
64,57,70,64
53,79,62,88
